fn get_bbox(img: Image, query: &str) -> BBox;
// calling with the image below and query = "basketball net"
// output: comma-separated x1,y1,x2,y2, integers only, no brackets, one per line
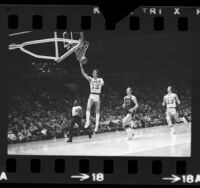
75,41,89,62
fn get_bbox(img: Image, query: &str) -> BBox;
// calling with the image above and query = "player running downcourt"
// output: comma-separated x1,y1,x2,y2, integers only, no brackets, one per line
122,87,139,140
162,86,188,134
79,62,104,133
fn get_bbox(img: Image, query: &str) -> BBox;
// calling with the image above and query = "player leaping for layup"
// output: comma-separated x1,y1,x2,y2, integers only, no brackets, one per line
79,62,104,133
162,86,188,134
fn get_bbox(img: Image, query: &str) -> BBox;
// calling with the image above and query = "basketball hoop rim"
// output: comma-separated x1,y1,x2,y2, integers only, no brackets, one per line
8,31,88,63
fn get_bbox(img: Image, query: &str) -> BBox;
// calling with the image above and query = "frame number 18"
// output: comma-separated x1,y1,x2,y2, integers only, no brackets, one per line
92,173,104,182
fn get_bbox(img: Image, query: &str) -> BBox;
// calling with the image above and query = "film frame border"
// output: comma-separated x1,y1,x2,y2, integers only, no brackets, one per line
0,3,199,184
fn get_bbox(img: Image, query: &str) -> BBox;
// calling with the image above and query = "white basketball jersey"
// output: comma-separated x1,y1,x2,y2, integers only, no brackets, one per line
90,78,104,94
164,93,177,108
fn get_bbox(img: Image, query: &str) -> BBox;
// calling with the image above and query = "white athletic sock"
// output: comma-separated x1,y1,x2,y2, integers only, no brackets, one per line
168,121,173,127
85,110,90,128
126,127,132,138
170,127,175,134
131,128,135,137
181,117,188,124
128,128,134,140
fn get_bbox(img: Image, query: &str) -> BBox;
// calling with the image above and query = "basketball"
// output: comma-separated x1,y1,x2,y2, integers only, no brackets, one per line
80,56,88,64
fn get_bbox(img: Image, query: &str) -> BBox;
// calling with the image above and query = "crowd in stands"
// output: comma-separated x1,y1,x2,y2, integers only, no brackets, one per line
8,71,191,144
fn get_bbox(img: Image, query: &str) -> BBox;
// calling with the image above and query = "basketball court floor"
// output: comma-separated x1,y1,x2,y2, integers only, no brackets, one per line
8,123,191,157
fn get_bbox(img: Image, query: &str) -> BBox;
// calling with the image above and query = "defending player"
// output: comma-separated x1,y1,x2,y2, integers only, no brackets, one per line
67,99,92,142
162,86,188,134
122,87,139,140
79,62,104,133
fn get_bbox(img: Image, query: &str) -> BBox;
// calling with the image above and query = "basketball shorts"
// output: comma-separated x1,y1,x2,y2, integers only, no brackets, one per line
166,108,177,117
88,93,100,103
123,113,135,128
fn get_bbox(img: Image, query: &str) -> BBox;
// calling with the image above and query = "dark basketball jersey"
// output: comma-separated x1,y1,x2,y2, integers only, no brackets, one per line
124,95,136,114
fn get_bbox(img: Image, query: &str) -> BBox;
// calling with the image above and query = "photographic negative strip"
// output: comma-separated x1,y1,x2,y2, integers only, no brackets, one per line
0,3,199,185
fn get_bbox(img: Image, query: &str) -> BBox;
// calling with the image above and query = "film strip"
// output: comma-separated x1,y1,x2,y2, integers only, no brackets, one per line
0,4,199,184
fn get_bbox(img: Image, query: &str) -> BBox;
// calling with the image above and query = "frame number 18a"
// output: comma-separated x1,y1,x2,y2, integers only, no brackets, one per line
182,174,200,184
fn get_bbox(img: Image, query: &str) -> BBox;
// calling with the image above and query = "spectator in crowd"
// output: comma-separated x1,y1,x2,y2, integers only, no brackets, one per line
8,71,191,144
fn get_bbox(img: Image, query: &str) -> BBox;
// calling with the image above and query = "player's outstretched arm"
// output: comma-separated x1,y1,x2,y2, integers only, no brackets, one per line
129,96,139,113
162,96,166,106
79,62,92,81
175,94,181,105
132,97,139,111
122,97,126,109
101,78,105,86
